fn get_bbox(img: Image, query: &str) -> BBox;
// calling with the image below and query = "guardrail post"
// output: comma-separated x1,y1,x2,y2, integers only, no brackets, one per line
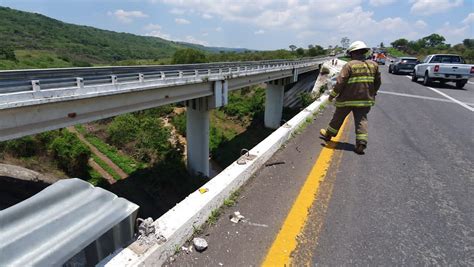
228,67,232,74
195,70,199,77
31,80,40,92
208,69,211,75
179,71,183,78
76,78,84,88
110,75,117,85
160,71,165,80
219,68,222,75
138,73,145,82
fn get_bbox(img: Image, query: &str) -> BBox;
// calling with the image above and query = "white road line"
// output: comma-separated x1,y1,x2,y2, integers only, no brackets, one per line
378,90,474,106
426,87,474,112
468,81,474,85
378,91,450,102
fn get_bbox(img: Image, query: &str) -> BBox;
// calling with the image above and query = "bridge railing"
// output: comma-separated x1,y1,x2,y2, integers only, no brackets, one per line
0,57,325,108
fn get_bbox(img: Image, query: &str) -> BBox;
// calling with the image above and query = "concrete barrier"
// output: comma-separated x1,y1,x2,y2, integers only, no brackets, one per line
100,94,330,267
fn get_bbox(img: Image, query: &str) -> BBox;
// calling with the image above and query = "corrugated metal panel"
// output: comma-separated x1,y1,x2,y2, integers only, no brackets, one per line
0,178,139,266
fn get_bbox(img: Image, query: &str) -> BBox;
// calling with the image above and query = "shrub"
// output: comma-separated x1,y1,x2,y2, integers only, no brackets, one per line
4,136,37,157
49,131,91,177
171,113,186,137
135,117,171,162
107,114,140,146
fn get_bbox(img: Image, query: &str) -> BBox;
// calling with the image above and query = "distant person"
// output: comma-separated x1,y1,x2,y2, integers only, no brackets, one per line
320,41,381,154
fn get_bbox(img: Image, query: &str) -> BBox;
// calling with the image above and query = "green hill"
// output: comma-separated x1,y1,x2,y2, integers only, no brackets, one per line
0,6,187,66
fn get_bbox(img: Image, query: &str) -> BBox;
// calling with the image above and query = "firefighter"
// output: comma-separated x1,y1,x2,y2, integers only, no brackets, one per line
320,41,381,154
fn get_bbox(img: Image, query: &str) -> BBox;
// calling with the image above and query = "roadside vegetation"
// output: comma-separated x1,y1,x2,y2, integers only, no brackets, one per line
389,34,473,63
0,5,327,218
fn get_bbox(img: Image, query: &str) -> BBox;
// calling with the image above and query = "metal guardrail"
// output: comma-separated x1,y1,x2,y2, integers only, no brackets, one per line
0,57,326,95
0,178,139,266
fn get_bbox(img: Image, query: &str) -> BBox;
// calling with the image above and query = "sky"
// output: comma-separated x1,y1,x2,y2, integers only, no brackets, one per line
0,0,472,50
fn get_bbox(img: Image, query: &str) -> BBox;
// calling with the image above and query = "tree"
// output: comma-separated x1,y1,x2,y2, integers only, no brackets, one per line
463,39,474,49
341,37,350,49
296,47,305,56
421,33,446,48
172,48,208,64
0,46,17,61
289,45,297,52
308,44,314,49
390,38,409,48
380,42,384,48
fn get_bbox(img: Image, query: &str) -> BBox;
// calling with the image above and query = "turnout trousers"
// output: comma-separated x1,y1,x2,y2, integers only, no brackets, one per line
326,107,370,145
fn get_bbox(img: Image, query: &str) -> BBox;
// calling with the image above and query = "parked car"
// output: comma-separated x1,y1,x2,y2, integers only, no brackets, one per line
412,54,474,88
389,57,418,74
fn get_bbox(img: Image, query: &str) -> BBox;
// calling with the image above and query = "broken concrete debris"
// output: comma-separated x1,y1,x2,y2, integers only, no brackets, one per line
181,245,193,254
136,217,166,246
230,211,245,223
192,237,208,252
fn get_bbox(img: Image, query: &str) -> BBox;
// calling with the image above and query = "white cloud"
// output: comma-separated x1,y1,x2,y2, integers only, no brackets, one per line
436,22,470,44
175,18,191,24
181,35,209,46
202,32,209,36
202,13,213,19
144,24,171,40
254,29,265,35
369,0,396,6
155,0,434,47
462,13,474,24
108,9,148,23
415,19,428,28
410,0,463,16
169,8,186,15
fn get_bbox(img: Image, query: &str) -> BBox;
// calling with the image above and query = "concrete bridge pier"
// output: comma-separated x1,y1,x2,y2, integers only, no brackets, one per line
264,79,286,129
185,80,228,177
186,97,210,177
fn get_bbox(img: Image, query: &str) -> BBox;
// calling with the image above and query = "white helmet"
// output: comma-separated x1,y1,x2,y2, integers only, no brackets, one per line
347,41,370,53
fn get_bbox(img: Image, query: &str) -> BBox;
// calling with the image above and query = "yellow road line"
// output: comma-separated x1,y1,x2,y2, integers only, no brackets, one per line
261,119,349,266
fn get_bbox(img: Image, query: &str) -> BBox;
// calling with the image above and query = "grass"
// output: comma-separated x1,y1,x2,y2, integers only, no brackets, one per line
207,209,221,225
0,50,74,70
87,169,107,186
75,125,144,174
386,47,408,57
223,190,241,207
91,154,122,181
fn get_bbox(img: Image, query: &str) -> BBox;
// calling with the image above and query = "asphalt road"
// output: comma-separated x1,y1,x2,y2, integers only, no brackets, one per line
303,65,474,265
170,65,473,266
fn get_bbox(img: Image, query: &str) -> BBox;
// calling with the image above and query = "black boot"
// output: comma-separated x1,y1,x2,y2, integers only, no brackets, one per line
354,142,366,154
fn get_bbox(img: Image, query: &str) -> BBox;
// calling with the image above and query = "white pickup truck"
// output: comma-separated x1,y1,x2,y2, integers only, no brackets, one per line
412,54,474,89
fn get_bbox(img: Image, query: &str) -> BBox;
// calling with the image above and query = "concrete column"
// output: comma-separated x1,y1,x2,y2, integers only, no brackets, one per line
264,82,285,129
186,98,210,177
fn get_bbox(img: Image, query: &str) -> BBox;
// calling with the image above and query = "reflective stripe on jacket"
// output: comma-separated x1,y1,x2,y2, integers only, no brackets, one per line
331,60,381,107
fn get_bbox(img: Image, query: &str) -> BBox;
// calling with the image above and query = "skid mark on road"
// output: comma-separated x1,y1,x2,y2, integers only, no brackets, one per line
261,118,349,266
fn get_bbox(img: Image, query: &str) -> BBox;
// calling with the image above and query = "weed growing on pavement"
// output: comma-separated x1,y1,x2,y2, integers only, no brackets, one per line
192,225,203,236
224,190,240,207
207,209,221,225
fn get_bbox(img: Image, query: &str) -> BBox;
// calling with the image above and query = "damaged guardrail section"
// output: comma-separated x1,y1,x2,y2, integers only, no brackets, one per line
0,178,139,266
101,93,330,266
